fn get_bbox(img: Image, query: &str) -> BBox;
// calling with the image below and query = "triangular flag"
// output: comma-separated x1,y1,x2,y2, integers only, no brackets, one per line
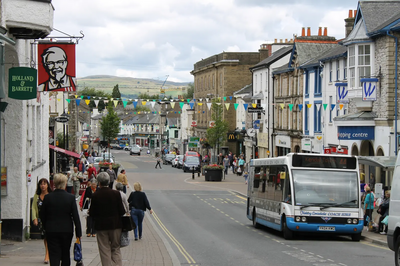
142,101,147,106
198,103,203,106
243,103,248,110
261,104,267,110
57,98,61,102
66,99,71,103
74,95,78,99
252,103,257,108
150,102,155,108
216,103,221,105
340,104,344,110
123,100,128,108
234,103,239,110
225,103,230,110
76,99,81,106
113,100,118,107
299,104,303,111
316,104,321,111
307,104,312,109
87,96,91,100
206,98,209,102
229,96,232,101
323,104,328,110
223,97,226,101
80,96,84,99
187,99,190,103
85,100,90,105
331,104,336,111
94,100,99,107
288,104,293,111
207,103,212,110
179,102,185,109
170,102,175,108
133,101,138,108
111,98,114,101
280,104,284,109
189,103,194,109
104,100,109,104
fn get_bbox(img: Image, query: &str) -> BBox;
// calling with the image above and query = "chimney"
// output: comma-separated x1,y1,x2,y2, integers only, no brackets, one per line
259,44,270,61
307,27,311,36
318,27,322,36
285,38,288,43
274,38,277,43
301,27,305,36
345,9,356,37
323,27,327,36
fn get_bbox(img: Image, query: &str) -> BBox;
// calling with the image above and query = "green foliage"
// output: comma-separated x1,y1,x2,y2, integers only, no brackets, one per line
100,103,120,151
78,87,111,112
138,93,160,100
182,83,194,99
56,132,73,149
206,98,229,155
112,84,122,99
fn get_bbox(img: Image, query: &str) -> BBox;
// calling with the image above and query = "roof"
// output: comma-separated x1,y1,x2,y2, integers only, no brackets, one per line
272,64,292,75
333,111,377,121
125,114,159,125
233,83,252,95
300,44,344,68
250,46,293,70
341,19,370,45
357,156,396,171
292,42,339,67
358,1,400,34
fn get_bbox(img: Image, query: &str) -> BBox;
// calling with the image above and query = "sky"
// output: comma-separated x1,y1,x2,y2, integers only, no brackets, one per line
51,0,361,83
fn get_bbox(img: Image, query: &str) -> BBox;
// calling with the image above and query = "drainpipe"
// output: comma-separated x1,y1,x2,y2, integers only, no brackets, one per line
387,31,398,155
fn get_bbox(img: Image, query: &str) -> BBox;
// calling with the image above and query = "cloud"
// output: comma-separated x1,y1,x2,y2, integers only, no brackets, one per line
51,0,360,82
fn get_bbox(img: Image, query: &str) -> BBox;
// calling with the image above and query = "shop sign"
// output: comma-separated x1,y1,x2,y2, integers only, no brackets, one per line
335,82,349,103
188,142,198,148
337,126,374,140
191,120,197,127
8,67,37,100
190,137,200,142
257,132,268,148
248,107,264,113
55,116,69,123
361,78,378,101
276,135,290,148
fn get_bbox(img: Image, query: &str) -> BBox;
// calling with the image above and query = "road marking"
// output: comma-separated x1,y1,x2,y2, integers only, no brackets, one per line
152,212,196,265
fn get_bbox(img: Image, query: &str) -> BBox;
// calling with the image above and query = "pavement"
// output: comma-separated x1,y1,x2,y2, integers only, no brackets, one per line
0,168,389,265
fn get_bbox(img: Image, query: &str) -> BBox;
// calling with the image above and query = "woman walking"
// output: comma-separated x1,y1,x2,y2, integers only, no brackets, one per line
81,178,98,237
128,182,153,241
32,178,52,264
116,169,129,194
364,186,374,230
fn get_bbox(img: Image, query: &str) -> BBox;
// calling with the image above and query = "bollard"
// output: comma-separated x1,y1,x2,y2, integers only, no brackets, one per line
192,166,195,179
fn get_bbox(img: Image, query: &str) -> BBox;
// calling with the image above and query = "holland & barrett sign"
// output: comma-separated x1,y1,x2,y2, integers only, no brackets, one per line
8,67,37,100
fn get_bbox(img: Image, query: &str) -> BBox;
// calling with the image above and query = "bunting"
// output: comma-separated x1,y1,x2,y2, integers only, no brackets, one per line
170,102,175,108
225,103,230,110
94,100,99,107
133,101,138,108
280,104,284,109
207,103,212,110
123,100,128,108
179,102,184,109
234,103,239,110
85,100,90,105
288,104,293,111
113,100,118,107
243,103,248,110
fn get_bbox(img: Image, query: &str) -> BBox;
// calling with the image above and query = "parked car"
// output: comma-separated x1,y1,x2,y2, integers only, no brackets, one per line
124,146,131,151
177,156,184,169
163,154,176,165
110,143,119,149
93,156,114,172
183,151,200,163
172,155,183,168
130,146,141,155
99,152,115,161
182,156,201,175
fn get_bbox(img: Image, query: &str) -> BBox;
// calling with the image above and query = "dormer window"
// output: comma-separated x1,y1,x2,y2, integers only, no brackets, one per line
348,44,373,89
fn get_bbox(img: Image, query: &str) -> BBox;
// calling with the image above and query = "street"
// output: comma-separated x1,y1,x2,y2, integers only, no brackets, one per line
113,150,394,266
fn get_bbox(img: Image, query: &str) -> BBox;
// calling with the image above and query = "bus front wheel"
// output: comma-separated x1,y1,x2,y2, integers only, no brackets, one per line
351,233,361,242
283,217,293,240
252,209,260,228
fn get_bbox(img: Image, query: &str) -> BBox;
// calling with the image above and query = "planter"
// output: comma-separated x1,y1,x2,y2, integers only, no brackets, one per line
204,169,223,182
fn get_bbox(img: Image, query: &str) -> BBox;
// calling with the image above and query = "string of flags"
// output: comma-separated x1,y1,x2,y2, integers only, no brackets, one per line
49,94,346,114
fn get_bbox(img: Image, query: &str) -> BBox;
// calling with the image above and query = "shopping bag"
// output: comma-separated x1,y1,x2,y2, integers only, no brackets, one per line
74,238,82,262
382,215,389,225
121,215,136,232
120,231,130,247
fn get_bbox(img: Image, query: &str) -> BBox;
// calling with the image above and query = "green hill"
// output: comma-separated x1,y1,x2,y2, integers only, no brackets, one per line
76,75,191,99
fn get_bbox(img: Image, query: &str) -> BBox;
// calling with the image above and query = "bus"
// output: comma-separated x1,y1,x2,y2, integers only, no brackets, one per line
247,153,363,241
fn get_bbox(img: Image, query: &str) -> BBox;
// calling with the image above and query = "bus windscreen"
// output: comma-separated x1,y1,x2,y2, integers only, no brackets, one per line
292,155,357,169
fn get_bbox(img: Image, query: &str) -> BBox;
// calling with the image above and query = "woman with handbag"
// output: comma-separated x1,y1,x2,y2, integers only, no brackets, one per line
128,182,153,241
363,186,374,230
32,178,52,264
378,190,390,234
81,179,98,237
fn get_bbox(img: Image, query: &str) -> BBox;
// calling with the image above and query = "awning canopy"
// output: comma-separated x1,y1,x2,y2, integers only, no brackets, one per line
357,156,397,171
49,144,80,158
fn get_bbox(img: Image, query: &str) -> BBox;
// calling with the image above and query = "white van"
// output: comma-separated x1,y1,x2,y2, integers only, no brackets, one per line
388,155,400,265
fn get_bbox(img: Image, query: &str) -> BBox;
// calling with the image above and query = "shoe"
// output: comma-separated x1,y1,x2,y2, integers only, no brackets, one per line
380,232,387,235
135,238,138,241
92,234,96,237
44,260,49,264
87,234,91,237
139,236,142,239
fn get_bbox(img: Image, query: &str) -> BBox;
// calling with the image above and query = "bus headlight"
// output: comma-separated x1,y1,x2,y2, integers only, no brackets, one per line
347,219,352,224
353,219,358,224
301,217,307,222
295,217,301,222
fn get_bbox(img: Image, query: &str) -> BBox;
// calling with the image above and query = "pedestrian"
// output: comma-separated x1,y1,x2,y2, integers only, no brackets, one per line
128,182,153,241
364,186,374,230
218,153,223,165
106,164,117,189
81,178,98,237
77,157,86,174
40,173,82,266
155,154,162,169
116,169,129,194
87,164,97,180
378,190,390,234
66,170,73,194
32,178,52,264
87,153,94,165
71,166,83,200
223,155,230,175
244,172,249,184
89,172,126,266
232,156,237,174
115,182,130,213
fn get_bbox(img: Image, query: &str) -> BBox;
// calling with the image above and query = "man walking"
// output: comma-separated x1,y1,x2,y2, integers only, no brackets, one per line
223,155,230,175
106,164,116,189
71,167,83,200
155,155,162,169
89,172,125,266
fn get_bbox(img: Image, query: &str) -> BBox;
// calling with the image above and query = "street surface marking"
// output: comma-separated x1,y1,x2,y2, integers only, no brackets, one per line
152,211,196,265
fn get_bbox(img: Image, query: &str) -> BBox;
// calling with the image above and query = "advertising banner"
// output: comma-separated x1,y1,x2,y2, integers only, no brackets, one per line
8,67,37,100
361,78,378,101
335,83,349,103
337,126,374,140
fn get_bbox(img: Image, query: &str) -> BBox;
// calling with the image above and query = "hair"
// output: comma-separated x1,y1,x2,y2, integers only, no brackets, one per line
53,174,68,190
120,169,125,174
385,190,391,197
41,46,67,64
97,172,110,187
133,182,142,192
365,186,371,192
115,182,124,191
36,178,52,195
90,178,98,185
88,164,93,168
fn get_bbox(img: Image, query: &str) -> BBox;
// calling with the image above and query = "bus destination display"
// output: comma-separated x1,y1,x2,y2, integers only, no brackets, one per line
292,155,357,169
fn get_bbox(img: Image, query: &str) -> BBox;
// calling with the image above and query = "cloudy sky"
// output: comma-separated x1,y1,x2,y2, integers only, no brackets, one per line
51,0,361,82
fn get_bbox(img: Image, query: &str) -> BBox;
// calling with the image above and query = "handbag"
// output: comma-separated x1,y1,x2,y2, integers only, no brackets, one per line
74,238,82,262
120,231,130,247
377,206,382,215
82,199,90,218
382,215,389,225
121,215,136,232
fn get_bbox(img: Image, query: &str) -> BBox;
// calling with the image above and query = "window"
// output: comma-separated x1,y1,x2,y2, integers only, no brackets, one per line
336,60,340,81
174,130,178,138
329,96,333,123
315,68,322,95
260,73,262,92
252,165,287,201
305,101,309,134
314,101,322,133
329,62,332,82
220,73,223,87
344,59,347,80
255,74,258,92
349,46,355,87
358,44,371,86
305,71,309,96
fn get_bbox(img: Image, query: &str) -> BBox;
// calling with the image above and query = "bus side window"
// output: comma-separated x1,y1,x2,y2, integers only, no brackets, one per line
282,167,291,203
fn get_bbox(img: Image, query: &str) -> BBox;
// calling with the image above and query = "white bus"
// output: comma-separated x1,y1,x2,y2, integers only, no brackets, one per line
247,153,363,241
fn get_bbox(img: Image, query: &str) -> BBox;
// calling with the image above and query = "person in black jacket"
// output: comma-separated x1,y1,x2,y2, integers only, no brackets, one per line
40,173,82,266
81,178,98,237
128,182,153,241
379,190,390,234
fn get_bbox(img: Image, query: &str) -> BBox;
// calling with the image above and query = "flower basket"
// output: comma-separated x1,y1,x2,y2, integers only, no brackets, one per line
202,164,224,170
98,161,120,169
203,165,223,182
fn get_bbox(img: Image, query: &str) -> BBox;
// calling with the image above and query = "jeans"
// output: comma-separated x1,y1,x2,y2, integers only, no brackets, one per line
224,166,228,175
73,181,80,198
130,209,145,239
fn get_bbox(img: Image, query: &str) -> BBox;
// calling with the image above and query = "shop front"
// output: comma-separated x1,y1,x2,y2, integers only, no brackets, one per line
275,135,291,156
257,132,269,159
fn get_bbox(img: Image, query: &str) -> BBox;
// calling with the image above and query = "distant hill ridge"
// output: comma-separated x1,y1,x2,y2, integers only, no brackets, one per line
77,75,190,87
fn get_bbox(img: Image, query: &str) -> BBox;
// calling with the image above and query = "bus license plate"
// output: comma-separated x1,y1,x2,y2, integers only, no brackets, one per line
319,226,335,231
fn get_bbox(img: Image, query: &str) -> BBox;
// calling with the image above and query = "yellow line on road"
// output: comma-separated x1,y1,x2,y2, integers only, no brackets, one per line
152,212,196,264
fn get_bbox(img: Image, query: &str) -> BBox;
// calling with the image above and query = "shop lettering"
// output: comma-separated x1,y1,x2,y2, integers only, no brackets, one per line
12,86,34,92
11,75,35,82
279,140,286,145
338,132,369,139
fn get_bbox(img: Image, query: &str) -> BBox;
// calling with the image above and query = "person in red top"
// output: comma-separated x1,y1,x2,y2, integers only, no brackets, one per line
87,164,97,179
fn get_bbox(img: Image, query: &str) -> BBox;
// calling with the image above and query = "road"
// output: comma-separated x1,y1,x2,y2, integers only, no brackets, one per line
112,149,393,266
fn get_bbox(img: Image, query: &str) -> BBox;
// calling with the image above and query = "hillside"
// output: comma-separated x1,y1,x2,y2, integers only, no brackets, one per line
76,75,191,98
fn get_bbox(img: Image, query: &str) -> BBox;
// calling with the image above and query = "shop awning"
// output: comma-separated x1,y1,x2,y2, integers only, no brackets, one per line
357,156,397,171
49,144,80,158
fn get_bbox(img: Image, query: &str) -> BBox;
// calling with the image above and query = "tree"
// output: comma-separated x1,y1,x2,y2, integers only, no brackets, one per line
100,103,120,154
78,87,111,112
112,84,121,99
206,98,229,163
56,132,72,149
182,83,194,99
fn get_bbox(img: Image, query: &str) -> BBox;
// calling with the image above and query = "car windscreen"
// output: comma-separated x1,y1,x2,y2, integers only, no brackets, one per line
186,157,199,163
